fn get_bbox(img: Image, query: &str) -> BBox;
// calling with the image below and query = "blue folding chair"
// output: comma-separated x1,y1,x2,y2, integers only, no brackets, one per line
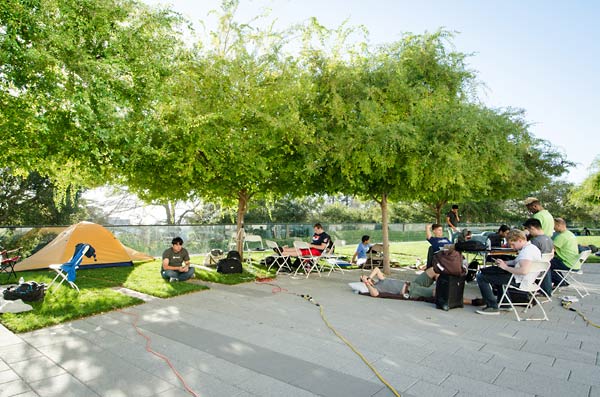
48,243,96,293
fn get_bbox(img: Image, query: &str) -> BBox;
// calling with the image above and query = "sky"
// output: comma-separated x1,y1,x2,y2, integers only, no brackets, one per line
141,0,598,184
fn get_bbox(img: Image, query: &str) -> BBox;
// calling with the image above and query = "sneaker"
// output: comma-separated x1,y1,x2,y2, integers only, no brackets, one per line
476,306,499,315
169,277,179,283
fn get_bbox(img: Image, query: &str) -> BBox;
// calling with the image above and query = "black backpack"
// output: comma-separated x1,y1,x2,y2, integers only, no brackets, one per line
455,240,487,252
217,251,243,274
3,281,46,302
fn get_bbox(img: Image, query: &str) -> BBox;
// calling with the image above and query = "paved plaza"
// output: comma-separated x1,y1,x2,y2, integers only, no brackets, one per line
1,264,599,397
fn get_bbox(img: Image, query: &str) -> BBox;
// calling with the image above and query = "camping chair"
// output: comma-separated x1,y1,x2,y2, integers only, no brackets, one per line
243,235,265,264
318,242,345,276
498,260,551,321
264,240,292,274
292,241,321,278
363,243,384,270
48,243,96,293
1,247,21,283
552,250,592,298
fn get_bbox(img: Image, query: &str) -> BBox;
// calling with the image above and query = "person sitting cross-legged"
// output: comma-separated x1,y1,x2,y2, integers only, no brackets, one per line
475,229,541,315
161,237,195,282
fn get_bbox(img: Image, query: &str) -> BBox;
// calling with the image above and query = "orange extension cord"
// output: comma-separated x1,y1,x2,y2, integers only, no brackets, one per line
118,310,200,397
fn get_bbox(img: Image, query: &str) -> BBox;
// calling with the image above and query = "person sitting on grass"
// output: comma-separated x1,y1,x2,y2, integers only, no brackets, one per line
161,237,195,282
351,235,372,267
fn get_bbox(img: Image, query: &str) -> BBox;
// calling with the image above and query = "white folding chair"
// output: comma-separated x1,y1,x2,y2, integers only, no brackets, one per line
243,235,265,264
318,243,344,276
264,240,292,274
552,250,592,298
292,241,321,278
498,260,551,321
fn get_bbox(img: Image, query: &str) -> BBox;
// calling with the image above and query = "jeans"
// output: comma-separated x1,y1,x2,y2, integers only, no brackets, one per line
540,256,571,295
161,267,195,281
476,266,512,309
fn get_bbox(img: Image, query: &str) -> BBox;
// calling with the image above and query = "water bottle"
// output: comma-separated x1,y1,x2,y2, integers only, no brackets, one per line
18,276,24,284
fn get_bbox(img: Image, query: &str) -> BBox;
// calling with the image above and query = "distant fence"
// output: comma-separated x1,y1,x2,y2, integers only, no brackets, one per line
0,223,515,258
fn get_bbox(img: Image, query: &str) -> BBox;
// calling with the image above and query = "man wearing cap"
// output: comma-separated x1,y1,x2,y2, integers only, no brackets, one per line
524,197,554,237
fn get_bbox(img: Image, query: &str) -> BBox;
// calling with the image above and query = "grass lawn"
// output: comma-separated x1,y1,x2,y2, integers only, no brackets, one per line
1,258,274,333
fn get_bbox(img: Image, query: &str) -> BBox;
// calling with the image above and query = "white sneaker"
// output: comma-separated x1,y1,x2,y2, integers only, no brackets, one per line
169,277,179,283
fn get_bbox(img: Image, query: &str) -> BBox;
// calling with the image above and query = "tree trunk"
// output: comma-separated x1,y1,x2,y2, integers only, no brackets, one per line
380,193,391,275
236,190,250,260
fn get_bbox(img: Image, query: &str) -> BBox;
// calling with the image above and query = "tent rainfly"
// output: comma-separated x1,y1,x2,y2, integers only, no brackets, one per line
15,221,154,271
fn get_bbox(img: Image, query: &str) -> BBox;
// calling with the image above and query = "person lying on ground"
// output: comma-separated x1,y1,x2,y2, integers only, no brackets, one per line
359,267,483,305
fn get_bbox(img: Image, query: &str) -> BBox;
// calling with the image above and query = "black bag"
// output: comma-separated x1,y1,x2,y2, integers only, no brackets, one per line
226,250,241,260
217,258,242,274
435,274,465,311
3,281,46,302
263,256,291,272
431,249,466,276
455,240,487,252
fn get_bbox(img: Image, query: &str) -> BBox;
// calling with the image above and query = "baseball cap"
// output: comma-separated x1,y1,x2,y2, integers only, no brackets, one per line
523,197,539,206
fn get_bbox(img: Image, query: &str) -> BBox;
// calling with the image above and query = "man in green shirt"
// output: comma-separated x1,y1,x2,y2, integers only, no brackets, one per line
524,197,554,237
541,217,579,295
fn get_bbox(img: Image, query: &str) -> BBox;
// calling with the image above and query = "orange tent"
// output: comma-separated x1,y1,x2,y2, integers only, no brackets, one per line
15,221,154,271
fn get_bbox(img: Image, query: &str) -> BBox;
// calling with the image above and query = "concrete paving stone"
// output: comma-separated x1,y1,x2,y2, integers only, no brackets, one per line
10,391,39,397
235,372,319,397
291,365,384,397
0,327,23,349
85,366,174,397
0,368,20,384
520,339,597,365
404,379,459,397
364,367,422,394
544,333,583,349
494,367,591,397
419,352,502,383
442,373,534,397
370,356,450,385
451,346,495,364
0,343,43,364
154,364,247,397
0,360,8,371
149,387,203,397
9,355,66,383
28,373,99,397
552,357,600,386
480,342,555,367
591,385,600,397
525,361,569,381
0,379,32,397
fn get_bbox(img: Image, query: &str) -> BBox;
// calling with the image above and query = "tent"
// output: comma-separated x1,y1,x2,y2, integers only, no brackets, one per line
15,222,154,271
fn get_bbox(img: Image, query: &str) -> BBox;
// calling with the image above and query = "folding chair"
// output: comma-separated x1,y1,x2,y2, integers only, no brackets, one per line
363,243,384,270
264,240,292,274
292,241,321,278
1,247,21,283
552,250,592,298
318,242,345,276
48,243,96,293
498,260,551,321
243,235,265,264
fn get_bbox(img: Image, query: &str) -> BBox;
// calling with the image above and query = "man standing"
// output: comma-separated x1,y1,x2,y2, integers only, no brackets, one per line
541,218,579,294
162,237,195,282
524,197,554,237
445,205,460,241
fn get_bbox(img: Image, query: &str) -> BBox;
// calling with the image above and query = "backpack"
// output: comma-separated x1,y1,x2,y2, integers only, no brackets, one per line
217,252,243,274
455,240,487,252
3,281,46,302
432,249,466,277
